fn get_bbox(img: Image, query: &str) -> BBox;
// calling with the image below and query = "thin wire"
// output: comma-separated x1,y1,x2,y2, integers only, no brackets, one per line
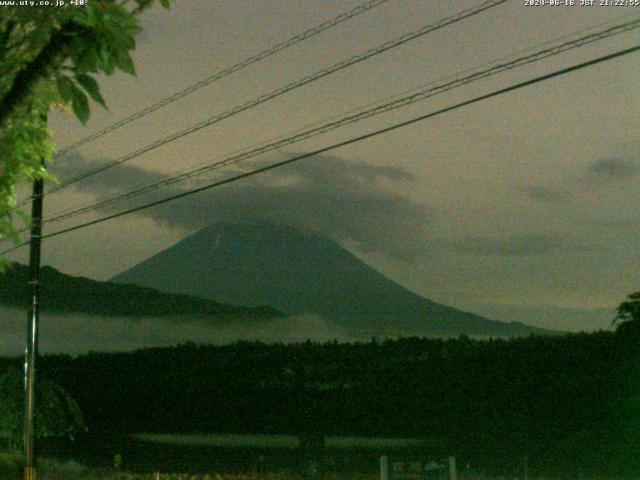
3,43,638,255
25,0,508,204
41,17,640,225
53,0,391,158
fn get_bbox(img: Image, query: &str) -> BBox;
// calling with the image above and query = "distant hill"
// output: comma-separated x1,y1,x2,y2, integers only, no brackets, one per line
0,262,281,320
112,223,553,337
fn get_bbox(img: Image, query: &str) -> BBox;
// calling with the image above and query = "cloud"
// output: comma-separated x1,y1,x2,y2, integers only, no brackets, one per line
522,155,639,202
584,157,640,182
452,233,582,257
0,306,360,356
51,153,432,261
520,185,566,203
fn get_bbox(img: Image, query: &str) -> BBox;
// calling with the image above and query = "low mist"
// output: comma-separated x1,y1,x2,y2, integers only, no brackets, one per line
0,307,361,356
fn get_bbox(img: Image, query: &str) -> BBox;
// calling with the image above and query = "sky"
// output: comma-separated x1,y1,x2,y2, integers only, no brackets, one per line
7,0,640,331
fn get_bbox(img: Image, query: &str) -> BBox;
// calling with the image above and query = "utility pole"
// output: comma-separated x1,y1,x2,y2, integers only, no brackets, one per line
23,114,46,480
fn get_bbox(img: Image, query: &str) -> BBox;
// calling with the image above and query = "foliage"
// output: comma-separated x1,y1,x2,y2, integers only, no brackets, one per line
0,0,171,249
0,450,23,478
30,327,640,477
0,367,86,445
614,291,640,333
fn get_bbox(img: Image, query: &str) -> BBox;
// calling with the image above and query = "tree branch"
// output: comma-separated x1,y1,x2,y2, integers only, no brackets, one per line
0,28,71,136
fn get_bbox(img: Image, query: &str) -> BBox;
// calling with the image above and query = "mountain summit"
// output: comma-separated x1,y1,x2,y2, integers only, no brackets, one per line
112,223,548,337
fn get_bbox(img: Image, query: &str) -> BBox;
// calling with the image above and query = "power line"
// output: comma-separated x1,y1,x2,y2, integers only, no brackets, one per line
3,43,638,256
52,0,390,159
10,14,640,237
40,17,640,226
26,0,508,204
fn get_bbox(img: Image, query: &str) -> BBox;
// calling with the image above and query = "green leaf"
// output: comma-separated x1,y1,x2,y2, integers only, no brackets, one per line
115,52,136,76
68,82,90,124
69,12,93,28
56,75,91,123
75,74,107,109
98,45,115,75
55,76,75,104
76,47,99,73
160,0,171,9
134,0,155,12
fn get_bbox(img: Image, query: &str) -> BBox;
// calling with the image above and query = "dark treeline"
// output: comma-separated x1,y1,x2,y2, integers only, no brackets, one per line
3,328,640,476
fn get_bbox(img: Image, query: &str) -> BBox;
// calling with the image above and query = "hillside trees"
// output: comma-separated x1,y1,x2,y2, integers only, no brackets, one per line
37,333,635,475
614,291,640,336
0,0,170,248
0,368,85,448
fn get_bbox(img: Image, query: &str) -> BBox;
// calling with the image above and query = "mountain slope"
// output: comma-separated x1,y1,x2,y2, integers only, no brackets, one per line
0,262,281,320
112,223,550,337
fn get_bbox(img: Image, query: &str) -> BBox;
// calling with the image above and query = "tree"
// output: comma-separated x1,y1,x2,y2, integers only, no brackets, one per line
0,0,171,249
0,368,85,448
613,291,640,336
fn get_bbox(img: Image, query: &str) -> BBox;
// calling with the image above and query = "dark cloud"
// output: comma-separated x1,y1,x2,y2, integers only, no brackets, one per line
520,185,566,203
52,153,432,261
585,158,640,182
452,233,582,257
52,153,168,193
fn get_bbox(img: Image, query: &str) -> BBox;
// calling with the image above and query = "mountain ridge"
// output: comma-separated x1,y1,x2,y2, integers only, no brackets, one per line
0,262,282,320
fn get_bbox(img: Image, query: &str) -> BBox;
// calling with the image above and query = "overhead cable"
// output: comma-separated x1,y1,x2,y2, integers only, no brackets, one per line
3,43,637,256
53,0,391,158
29,0,508,203
41,17,640,226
